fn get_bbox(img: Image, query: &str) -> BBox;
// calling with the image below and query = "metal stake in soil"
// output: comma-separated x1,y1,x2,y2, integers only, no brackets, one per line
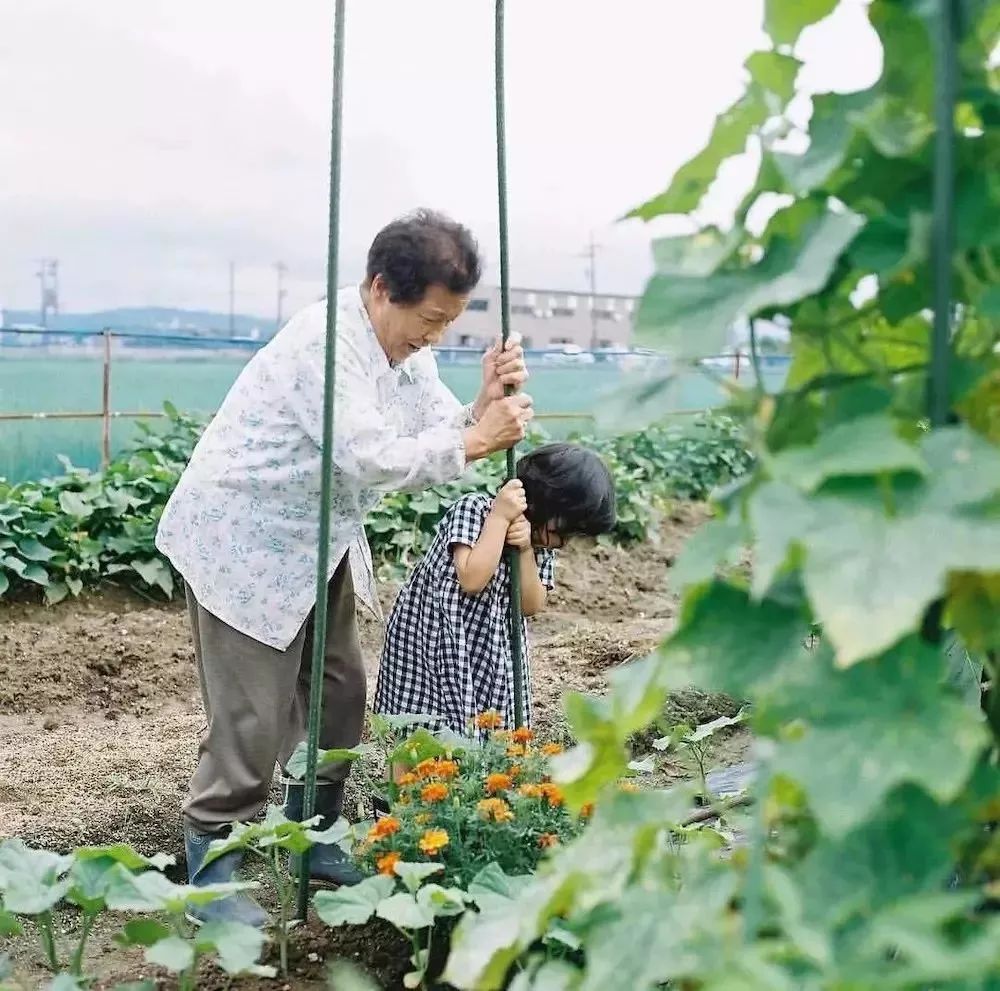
297,0,347,923
494,0,527,730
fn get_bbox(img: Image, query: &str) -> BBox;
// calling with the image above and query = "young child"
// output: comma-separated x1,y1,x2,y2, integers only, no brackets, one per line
374,443,616,736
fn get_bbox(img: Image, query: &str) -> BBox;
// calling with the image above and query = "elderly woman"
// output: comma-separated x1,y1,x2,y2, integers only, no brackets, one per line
156,210,532,926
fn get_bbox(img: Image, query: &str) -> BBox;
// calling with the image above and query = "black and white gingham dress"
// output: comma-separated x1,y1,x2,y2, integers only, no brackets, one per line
374,493,555,735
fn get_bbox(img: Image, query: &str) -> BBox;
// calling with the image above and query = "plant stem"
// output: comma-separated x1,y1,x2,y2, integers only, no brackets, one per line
267,850,290,977
36,911,59,971
70,911,96,976
749,319,765,391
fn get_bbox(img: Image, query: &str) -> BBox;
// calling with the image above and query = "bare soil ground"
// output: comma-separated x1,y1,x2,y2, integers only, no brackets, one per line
0,504,749,989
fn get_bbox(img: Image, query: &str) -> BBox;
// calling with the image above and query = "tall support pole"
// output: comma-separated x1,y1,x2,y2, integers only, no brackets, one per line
296,0,347,922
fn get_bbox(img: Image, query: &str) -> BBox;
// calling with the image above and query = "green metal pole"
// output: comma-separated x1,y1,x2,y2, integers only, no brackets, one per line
297,0,347,923
928,0,957,428
494,0,526,729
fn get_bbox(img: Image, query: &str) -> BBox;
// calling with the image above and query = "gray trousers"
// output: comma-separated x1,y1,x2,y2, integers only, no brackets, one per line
183,556,367,832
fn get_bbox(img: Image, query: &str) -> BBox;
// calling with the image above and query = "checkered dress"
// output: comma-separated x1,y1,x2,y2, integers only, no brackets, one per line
374,492,556,735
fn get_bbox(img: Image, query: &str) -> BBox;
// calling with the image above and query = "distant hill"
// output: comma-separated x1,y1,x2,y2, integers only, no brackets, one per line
1,307,272,339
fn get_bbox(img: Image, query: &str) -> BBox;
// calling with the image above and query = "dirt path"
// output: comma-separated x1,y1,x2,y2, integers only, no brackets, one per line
0,504,749,988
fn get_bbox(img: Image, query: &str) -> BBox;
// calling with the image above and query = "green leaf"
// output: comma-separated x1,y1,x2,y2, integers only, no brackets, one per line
671,514,745,591
0,572,8,597
145,935,194,973
129,558,174,597
375,892,435,930
651,227,742,278
16,537,57,562
393,861,443,894
0,840,73,915
0,909,22,938
416,883,467,918
770,93,856,195
745,51,802,104
467,863,535,913
636,210,864,357
3,557,51,587
326,961,381,991
45,582,69,606
751,426,1000,665
314,875,395,927
767,413,926,493
58,491,93,520
764,0,838,45
686,710,745,743
769,639,987,836
284,742,369,780
197,921,267,975
74,845,174,873
115,918,172,948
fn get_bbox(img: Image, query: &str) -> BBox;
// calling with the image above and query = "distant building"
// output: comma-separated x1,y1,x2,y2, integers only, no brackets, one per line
445,285,637,350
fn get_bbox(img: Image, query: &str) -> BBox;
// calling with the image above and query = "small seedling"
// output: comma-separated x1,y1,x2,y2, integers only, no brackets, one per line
203,805,351,976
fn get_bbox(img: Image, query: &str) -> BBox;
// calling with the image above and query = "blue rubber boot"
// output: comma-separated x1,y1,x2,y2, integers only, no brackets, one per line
183,822,270,928
283,780,365,887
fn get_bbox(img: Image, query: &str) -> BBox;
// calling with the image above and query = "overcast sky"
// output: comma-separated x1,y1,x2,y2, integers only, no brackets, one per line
0,1,881,318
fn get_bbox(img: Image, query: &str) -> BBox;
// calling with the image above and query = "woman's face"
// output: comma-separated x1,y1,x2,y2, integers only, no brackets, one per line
533,523,566,550
366,275,469,365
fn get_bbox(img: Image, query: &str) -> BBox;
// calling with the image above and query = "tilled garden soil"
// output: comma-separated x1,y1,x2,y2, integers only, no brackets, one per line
0,504,748,989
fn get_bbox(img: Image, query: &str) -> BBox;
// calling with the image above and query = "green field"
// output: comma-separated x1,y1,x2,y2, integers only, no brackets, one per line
0,353,785,482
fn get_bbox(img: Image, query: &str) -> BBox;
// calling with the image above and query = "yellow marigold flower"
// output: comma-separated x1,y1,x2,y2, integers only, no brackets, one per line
537,833,559,849
367,816,401,843
541,742,564,756
486,772,513,795
619,780,640,793
415,812,432,825
512,727,534,744
418,828,450,856
376,851,401,876
492,730,512,742
506,743,526,758
518,783,543,799
477,798,514,823
540,782,564,807
397,772,418,786
421,782,449,803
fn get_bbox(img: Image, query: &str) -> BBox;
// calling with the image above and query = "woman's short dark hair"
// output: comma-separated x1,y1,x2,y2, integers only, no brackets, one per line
365,209,483,305
516,443,616,539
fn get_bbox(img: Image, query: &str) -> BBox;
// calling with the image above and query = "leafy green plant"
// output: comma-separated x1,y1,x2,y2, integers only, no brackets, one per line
201,804,352,977
0,409,751,601
440,1,1000,988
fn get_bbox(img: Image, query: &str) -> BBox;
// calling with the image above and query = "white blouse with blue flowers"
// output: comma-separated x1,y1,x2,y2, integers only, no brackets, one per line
156,285,475,649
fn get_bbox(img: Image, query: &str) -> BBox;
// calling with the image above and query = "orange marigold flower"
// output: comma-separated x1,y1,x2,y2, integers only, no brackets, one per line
506,743,526,758
508,764,523,779
512,727,534,744
537,833,559,849
421,782,449,803
486,772,513,795
619,780,640,793
580,802,595,818
418,828,450,856
367,816,401,843
477,798,515,823
414,758,441,779
435,759,460,779
540,782,564,807
397,772,418,786
541,742,564,756
518,783,543,799
376,851,401,876
475,710,504,731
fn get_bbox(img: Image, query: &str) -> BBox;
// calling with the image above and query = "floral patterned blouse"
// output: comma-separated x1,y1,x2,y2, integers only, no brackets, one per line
156,285,475,649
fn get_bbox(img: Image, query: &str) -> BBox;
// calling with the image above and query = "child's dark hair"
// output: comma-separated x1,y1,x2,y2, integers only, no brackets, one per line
516,443,616,539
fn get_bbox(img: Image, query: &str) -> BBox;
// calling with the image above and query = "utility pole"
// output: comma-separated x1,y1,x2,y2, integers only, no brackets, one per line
228,261,235,336
36,258,60,328
577,233,602,350
275,261,288,332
